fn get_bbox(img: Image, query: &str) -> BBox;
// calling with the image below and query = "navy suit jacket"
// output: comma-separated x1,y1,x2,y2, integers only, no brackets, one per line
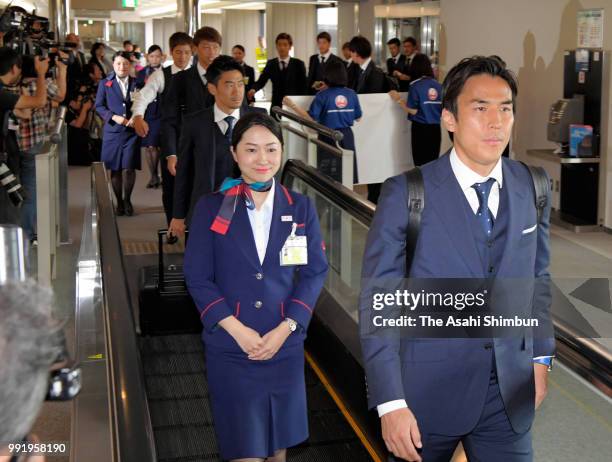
359,153,555,435
95,72,137,134
184,182,329,352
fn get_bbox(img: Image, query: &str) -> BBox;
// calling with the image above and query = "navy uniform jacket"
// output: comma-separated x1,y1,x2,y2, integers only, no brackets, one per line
252,57,307,108
95,72,138,134
360,153,555,435
184,182,329,352
308,86,362,129
406,76,442,124
173,105,267,220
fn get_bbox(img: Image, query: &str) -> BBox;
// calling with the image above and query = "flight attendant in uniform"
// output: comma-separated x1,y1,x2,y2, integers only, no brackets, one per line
135,44,163,188
95,51,141,216
184,112,328,462
284,59,362,183
390,53,443,166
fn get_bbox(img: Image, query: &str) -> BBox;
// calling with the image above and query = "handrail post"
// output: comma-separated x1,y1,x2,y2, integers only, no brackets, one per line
307,132,317,168
340,146,354,191
35,143,59,284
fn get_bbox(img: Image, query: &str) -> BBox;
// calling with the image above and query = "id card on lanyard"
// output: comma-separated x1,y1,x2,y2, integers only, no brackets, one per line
280,223,308,266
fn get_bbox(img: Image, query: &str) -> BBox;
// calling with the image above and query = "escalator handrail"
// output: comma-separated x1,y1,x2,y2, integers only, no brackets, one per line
272,106,344,141
281,159,374,226
92,163,157,461
280,159,611,395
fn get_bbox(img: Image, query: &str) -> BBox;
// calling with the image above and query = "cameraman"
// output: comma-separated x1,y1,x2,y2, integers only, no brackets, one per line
66,78,101,165
3,51,66,245
0,279,64,462
0,48,49,226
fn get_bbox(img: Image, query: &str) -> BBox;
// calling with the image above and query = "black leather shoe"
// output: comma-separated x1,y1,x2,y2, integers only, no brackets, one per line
124,200,134,216
116,202,125,216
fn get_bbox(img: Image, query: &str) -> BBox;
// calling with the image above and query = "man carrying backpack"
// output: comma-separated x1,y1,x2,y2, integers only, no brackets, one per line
359,56,555,462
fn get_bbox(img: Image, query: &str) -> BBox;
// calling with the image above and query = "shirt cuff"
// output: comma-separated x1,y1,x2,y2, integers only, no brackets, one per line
166,154,177,158
532,356,554,366
377,399,408,418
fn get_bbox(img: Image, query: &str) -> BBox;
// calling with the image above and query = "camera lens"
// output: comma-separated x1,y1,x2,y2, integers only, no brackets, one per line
0,162,26,207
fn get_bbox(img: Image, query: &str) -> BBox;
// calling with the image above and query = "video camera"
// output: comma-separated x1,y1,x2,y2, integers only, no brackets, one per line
0,4,76,76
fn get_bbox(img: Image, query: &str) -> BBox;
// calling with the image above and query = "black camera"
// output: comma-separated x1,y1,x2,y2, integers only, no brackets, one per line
0,160,25,207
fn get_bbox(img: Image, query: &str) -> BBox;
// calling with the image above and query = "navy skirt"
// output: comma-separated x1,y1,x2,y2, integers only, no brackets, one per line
206,342,308,460
142,116,161,148
101,129,141,171
317,127,358,183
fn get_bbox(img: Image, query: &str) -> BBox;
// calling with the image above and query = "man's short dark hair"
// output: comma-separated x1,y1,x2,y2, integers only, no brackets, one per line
169,32,192,50
387,38,401,47
112,51,132,63
147,44,162,55
317,31,331,43
0,47,22,75
276,33,293,46
349,36,371,59
442,55,518,118
410,53,434,81
206,55,245,86
341,42,350,50
323,60,348,87
232,44,245,53
194,26,222,46
123,40,132,47
403,37,417,47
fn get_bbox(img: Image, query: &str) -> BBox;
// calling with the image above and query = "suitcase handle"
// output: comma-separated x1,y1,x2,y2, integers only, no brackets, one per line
157,228,189,291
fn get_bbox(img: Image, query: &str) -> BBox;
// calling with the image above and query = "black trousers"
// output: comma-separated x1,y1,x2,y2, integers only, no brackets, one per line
411,122,441,167
161,158,174,226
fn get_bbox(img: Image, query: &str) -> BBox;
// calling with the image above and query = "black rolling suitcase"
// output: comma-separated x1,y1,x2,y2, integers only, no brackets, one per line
138,229,202,335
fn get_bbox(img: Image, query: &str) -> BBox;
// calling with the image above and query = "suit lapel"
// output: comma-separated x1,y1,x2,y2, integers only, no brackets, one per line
428,154,484,278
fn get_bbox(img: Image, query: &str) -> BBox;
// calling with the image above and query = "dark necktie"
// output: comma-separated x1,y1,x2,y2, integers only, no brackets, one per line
281,60,287,71
320,56,326,64
224,115,235,142
471,178,496,236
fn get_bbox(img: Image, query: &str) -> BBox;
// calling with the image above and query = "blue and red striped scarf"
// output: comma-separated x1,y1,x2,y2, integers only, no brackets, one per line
210,177,274,235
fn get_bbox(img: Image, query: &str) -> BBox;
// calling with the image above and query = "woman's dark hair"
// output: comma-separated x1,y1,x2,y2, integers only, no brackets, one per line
206,55,245,86
90,42,104,58
194,26,222,46
442,55,517,118
112,51,132,63
409,53,434,81
231,112,284,150
147,44,162,55
275,33,293,46
169,32,193,50
232,44,245,53
0,47,22,75
123,40,132,47
348,36,371,59
323,60,348,87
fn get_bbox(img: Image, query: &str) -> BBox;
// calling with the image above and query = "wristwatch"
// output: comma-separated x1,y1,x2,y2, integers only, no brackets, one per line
285,317,297,333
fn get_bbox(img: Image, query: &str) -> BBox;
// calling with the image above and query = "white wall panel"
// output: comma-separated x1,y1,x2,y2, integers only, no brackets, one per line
265,3,316,64
221,10,260,70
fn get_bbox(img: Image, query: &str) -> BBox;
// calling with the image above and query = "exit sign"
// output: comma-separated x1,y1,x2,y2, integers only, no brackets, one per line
122,0,138,7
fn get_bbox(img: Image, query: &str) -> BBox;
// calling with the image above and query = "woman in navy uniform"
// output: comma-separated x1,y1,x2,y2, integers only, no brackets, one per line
135,45,163,188
184,112,328,462
284,59,362,183
95,51,141,216
390,53,442,166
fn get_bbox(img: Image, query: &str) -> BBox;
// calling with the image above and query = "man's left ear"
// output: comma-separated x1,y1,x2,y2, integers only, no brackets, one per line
441,108,457,133
207,82,217,96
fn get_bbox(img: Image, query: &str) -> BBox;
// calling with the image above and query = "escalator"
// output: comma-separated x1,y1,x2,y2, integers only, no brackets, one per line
72,160,612,462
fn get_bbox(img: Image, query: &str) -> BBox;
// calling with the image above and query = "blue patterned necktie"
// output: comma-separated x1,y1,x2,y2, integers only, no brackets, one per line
224,116,235,142
471,178,496,236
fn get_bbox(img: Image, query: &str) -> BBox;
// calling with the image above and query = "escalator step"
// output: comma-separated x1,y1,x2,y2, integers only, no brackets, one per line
142,351,207,376
306,381,338,411
145,372,210,401
307,412,362,443
289,440,372,461
149,397,214,428
140,334,203,355
155,424,219,461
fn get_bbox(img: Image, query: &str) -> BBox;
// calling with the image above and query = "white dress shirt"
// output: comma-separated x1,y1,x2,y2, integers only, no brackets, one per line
197,61,208,85
319,51,332,63
116,75,129,99
132,63,191,117
376,149,503,419
278,57,290,70
213,104,241,136
247,178,275,265
359,57,372,72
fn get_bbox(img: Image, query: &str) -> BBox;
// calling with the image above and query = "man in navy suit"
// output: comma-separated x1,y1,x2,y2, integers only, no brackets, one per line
359,56,555,461
168,56,266,237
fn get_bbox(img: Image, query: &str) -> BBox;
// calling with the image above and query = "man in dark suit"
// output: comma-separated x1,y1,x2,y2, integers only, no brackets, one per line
307,31,344,94
386,38,409,92
169,56,266,237
348,35,397,203
247,32,307,113
65,33,87,102
392,37,419,87
359,56,554,462
231,44,256,98
163,26,221,160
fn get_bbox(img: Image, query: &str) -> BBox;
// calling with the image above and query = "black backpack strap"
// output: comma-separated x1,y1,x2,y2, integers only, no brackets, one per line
404,167,424,276
521,162,549,223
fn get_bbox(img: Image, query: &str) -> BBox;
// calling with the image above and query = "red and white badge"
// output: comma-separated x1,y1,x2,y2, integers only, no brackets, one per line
335,95,348,109
428,87,438,101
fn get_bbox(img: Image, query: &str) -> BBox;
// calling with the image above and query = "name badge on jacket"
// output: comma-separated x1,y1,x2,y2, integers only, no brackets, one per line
280,223,308,266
